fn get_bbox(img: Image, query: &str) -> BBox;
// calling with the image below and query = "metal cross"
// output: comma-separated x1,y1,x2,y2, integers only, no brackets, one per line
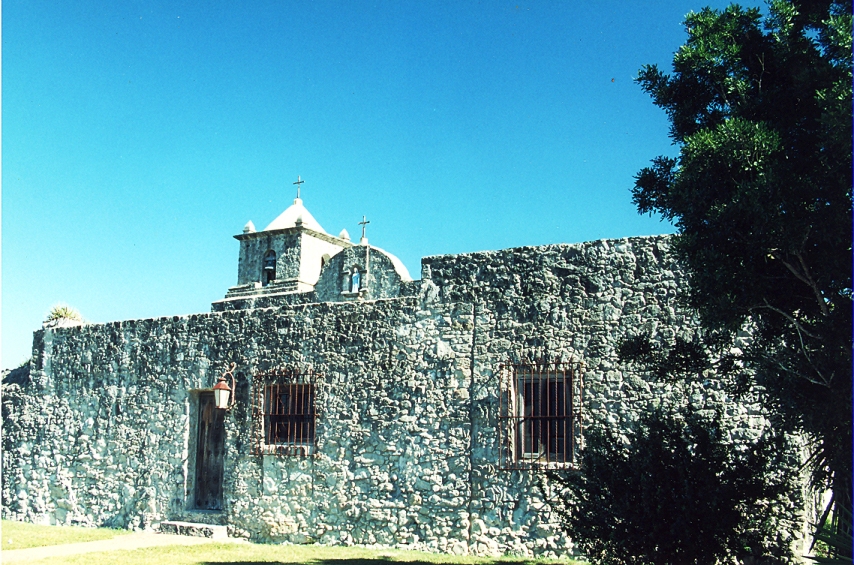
359,215,370,239
293,175,305,199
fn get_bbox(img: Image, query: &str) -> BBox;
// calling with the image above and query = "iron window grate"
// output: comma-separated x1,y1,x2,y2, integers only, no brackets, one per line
498,360,583,470
252,368,318,457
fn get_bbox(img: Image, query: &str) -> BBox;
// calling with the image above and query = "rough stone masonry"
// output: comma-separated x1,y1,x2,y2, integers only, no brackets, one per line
1,199,805,558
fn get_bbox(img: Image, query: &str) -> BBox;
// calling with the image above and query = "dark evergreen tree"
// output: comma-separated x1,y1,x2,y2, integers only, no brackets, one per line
630,0,851,555
544,410,797,565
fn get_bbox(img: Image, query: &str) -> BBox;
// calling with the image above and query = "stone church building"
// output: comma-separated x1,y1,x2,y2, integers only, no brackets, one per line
1,194,781,556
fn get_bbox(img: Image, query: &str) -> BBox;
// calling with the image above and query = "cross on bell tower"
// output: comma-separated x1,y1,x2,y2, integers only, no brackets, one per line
293,175,305,200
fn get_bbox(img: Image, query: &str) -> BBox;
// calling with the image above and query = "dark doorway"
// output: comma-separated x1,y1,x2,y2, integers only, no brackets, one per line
194,392,225,510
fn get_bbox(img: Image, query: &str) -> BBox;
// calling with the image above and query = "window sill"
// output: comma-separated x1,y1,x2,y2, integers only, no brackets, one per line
257,443,315,457
502,460,578,471
340,291,367,299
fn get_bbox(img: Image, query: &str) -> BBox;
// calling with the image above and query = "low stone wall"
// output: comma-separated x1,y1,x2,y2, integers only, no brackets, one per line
2,236,801,557
212,290,316,312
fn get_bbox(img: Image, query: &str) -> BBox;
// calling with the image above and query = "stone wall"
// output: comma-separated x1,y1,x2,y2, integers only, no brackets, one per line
235,229,351,289
238,231,302,285
212,290,317,313
2,235,799,557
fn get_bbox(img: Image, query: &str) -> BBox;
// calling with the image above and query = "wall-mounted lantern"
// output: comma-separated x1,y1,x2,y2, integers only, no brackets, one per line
213,362,237,410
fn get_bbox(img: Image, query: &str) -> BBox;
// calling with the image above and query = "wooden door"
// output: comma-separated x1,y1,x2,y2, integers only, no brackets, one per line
194,392,225,510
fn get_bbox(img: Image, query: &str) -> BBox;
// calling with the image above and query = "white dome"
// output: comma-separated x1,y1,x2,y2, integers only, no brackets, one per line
369,245,413,281
263,198,326,233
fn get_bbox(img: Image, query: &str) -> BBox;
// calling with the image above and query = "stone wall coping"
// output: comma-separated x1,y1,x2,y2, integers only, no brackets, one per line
233,225,354,249
39,295,425,335
420,234,672,263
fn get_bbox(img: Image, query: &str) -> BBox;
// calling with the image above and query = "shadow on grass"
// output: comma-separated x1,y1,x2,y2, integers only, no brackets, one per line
204,556,541,565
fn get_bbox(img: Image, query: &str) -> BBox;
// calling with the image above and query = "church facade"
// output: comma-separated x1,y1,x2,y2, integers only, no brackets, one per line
1,196,796,556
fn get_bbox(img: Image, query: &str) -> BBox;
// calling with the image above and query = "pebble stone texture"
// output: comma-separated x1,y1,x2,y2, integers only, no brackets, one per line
1,235,804,558
313,244,410,303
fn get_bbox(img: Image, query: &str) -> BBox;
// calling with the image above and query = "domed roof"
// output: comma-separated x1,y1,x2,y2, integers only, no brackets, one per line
263,198,326,233
369,245,413,281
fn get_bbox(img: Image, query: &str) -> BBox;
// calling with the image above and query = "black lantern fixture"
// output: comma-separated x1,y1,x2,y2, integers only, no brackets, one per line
213,362,237,410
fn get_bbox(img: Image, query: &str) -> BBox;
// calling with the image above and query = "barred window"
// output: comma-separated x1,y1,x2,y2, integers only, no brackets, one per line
499,361,582,469
253,369,317,456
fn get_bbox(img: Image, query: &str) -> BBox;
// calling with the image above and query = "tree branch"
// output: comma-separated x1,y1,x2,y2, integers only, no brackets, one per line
795,251,830,316
752,300,831,387
770,250,830,316
761,352,831,388
753,302,821,341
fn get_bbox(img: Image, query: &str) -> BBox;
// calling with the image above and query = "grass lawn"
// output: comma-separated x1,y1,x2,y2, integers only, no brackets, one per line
19,542,582,565
1,519,131,549
1,520,585,565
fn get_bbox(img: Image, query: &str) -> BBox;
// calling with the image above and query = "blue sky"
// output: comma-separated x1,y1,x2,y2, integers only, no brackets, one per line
2,0,759,368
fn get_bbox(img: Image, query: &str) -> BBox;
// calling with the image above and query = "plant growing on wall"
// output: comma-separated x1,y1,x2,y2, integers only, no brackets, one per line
44,304,83,323
544,409,798,565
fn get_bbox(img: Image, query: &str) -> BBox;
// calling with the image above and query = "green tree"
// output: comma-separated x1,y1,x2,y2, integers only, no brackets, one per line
545,409,797,565
631,0,851,555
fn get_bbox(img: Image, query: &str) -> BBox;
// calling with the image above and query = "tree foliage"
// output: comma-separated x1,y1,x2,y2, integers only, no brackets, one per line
544,409,797,565
631,0,851,545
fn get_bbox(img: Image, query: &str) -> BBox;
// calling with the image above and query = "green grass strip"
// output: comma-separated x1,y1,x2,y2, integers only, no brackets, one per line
2,519,132,550
3,520,585,565
19,542,581,565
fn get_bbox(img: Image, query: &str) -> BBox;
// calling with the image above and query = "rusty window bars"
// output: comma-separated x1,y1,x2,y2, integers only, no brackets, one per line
252,368,318,457
498,360,583,470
